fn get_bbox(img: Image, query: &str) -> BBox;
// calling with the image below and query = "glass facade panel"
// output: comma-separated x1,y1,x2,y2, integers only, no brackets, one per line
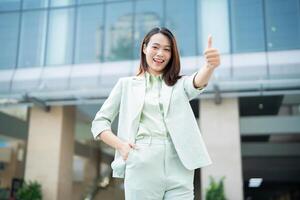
0,0,298,90
0,12,19,69
230,0,265,53
265,0,300,51
166,0,197,56
104,1,133,61
106,0,127,2
46,8,74,66
0,0,20,11
134,0,163,59
23,0,48,9
75,4,104,64
50,0,75,7
77,0,103,4
199,0,230,54
18,11,47,68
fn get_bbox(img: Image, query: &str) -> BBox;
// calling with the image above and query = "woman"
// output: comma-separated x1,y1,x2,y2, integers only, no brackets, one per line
91,27,220,200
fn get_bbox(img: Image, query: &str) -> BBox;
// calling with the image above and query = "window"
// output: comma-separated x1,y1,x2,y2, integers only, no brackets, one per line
18,11,47,68
23,0,48,9
75,5,104,64
199,0,230,53
134,0,163,59
104,1,134,61
50,0,75,7
78,0,103,4
0,12,19,69
0,0,20,11
230,0,265,53
166,0,197,56
46,8,75,66
265,0,300,51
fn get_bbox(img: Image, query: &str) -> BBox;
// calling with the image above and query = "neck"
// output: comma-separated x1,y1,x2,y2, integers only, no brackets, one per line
147,69,162,77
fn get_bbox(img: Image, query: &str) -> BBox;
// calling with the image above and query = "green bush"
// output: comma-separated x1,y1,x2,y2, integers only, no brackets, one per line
205,176,226,200
16,180,42,200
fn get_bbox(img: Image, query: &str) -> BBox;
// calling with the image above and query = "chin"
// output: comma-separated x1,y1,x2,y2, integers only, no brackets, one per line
153,65,166,72
153,69,164,74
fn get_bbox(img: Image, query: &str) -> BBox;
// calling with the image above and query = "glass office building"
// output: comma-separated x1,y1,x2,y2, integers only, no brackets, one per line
0,0,299,199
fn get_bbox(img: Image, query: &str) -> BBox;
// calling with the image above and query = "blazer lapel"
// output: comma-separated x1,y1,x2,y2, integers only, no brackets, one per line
131,76,146,121
130,75,173,123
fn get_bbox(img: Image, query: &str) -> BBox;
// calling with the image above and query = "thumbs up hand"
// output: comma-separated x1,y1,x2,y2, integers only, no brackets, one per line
204,35,220,69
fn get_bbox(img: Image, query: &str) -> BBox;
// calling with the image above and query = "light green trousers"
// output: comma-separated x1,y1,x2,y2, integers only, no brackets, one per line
124,135,195,200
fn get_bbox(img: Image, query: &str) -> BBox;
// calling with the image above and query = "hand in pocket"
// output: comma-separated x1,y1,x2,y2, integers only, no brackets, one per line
118,142,137,161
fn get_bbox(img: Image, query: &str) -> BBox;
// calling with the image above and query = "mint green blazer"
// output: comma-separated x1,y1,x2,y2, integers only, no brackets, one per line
91,72,212,178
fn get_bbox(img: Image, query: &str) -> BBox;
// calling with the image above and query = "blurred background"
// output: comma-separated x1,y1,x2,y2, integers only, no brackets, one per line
0,0,299,199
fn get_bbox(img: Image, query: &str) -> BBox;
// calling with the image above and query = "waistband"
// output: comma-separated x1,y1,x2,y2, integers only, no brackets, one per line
134,135,172,145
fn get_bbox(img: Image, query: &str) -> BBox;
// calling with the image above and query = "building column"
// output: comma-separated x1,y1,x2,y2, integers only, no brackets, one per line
25,106,75,200
200,98,243,200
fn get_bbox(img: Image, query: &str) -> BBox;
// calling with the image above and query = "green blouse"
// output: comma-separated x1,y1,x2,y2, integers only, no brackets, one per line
135,71,169,140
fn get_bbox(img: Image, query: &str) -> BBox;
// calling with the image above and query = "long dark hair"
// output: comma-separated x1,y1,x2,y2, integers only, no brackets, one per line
136,27,181,86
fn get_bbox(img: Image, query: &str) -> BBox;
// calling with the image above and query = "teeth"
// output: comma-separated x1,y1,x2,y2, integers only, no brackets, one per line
154,58,164,63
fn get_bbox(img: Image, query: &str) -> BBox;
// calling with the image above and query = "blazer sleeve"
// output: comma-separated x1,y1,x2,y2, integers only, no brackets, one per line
91,79,123,140
183,72,207,100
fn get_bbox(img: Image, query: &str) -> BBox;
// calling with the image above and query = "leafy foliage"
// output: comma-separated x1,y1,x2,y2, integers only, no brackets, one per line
16,180,42,200
205,176,227,200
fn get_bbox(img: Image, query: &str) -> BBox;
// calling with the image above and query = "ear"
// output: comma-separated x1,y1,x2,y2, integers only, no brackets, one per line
142,44,147,55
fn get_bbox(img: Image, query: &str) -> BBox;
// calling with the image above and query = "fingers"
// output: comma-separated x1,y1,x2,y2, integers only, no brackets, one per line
123,142,139,161
207,35,212,49
204,49,219,60
205,54,220,65
204,48,218,54
129,142,139,149
204,49,219,57
204,35,220,68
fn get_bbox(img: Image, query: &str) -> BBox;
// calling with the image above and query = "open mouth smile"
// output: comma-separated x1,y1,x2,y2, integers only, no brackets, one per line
153,58,164,64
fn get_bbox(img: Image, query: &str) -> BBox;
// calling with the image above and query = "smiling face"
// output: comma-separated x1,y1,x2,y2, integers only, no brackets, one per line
142,33,172,76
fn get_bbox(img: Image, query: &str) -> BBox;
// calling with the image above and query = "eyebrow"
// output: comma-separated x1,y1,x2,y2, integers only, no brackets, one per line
152,43,171,48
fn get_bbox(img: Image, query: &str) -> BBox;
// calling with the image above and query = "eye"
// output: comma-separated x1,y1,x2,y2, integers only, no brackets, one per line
152,46,158,50
165,49,171,52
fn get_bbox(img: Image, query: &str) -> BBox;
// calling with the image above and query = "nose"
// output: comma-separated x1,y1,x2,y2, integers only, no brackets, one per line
156,49,163,57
